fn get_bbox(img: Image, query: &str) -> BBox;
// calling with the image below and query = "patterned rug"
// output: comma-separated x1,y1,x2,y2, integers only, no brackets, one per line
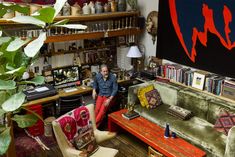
15,131,63,157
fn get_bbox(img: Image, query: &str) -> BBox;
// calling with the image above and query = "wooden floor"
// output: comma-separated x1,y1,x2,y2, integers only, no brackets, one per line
100,132,148,157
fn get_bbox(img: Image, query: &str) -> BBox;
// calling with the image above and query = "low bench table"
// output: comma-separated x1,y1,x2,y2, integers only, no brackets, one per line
108,109,206,157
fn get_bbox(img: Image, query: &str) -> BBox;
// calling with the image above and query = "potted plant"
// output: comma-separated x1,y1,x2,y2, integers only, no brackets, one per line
0,0,87,155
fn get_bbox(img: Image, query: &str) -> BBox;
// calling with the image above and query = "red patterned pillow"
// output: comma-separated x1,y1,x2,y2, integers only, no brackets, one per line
57,115,77,141
214,110,235,135
56,106,99,156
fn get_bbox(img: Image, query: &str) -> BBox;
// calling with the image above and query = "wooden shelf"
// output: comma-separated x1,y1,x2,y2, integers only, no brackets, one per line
0,11,140,25
45,27,142,43
55,11,140,22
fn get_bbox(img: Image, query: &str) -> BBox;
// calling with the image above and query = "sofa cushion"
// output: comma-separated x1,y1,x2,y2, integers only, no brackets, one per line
135,104,226,157
214,110,235,135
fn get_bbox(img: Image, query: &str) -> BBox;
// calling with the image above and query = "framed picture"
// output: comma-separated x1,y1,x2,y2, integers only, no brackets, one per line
192,72,206,90
118,36,126,45
148,146,163,157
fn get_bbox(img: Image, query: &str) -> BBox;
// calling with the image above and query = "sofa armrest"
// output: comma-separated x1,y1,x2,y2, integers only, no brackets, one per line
224,126,235,157
128,82,152,104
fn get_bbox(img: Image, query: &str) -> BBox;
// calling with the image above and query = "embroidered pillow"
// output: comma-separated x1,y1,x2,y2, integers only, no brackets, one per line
57,115,77,141
137,85,162,109
56,106,99,156
214,110,235,135
73,106,99,156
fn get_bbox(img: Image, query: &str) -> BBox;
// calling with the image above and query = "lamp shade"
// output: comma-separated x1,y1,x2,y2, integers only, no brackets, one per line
127,46,142,58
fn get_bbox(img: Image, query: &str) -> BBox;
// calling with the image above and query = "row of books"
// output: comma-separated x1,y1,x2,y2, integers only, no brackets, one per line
158,64,194,86
157,63,235,100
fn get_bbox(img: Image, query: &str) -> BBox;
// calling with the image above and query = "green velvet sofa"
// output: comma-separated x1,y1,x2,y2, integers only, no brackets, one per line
128,81,235,157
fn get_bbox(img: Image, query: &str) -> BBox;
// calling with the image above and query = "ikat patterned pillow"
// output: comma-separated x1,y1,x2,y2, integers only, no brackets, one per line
214,110,235,135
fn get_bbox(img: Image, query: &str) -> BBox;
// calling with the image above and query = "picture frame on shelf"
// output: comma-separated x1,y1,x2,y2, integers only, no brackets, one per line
118,36,126,46
192,72,206,90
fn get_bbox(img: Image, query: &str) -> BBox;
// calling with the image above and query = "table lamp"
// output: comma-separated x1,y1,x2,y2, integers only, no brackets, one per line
127,45,142,73
127,45,142,58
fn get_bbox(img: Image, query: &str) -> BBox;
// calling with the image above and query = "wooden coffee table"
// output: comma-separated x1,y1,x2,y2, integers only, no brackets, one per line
108,109,206,157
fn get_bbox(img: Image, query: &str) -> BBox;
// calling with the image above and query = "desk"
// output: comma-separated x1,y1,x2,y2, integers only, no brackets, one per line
108,109,206,157
23,86,93,106
23,79,139,106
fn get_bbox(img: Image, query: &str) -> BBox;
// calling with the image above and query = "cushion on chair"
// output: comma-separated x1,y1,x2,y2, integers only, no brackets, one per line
214,110,235,135
137,84,162,109
56,106,99,156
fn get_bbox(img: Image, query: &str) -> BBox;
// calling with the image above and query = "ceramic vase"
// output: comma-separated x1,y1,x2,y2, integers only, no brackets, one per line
164,123,170,138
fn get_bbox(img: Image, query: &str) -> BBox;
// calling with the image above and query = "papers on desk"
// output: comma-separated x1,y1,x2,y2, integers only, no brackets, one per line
63,87,78,93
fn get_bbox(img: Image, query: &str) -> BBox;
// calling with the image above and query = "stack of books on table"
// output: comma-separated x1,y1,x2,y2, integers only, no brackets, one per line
122,111,140,120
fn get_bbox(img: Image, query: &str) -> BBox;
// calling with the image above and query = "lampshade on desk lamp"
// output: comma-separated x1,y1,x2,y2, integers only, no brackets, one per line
127,45,142,73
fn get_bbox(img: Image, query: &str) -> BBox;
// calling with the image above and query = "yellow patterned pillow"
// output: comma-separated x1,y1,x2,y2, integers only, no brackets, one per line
137,85,155,108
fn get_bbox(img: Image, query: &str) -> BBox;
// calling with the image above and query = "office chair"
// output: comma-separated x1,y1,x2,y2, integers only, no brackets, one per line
57,94,83,116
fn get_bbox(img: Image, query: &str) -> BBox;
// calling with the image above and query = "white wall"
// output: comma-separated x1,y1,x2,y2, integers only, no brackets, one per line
138,0,159,62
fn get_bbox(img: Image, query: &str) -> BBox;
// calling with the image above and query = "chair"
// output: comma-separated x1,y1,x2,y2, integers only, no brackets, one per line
57,94,83,116
52,104,118,157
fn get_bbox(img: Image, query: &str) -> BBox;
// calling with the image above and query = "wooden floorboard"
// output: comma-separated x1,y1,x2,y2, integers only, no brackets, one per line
100,132,148,157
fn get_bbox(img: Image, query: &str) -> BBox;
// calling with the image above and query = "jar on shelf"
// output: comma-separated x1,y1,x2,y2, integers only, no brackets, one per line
82,3,91,14
71,3,82,16
104,3,111,12
95,1,103,14
117,0,126,12
110,0,117,12
62,2,71,16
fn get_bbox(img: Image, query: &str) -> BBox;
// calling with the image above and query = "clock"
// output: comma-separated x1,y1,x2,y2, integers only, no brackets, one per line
146,11,158,44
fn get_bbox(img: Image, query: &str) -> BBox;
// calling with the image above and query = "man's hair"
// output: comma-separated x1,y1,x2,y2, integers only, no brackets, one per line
100,64,108,71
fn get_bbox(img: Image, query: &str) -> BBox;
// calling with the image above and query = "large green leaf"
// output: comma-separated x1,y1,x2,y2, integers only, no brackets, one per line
33,7,55,24
8,4,29,15
24,32,46,57
3,66,25,75
0,80,16,90
53,19,69,26
0,91,10,107
53,24,87,30
0,37,11,46
0,127,11,155
12,114,38,128
20,75,44,85
53,0,67,18
7,16,45,27
2,92,25,112
7,37,30,52
0,109,5,117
